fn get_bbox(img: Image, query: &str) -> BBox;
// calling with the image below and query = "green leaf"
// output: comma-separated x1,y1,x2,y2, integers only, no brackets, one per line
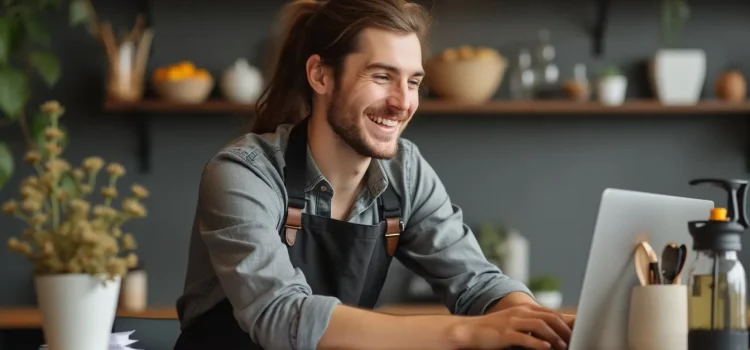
0,18,11,65
28,51,60,87
0,142,14,190
24,18,50,47
69,0,89,27
59,171,76,195
0,68,28,119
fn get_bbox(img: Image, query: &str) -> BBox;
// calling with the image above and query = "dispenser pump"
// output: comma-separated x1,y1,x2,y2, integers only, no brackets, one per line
688,178,749,252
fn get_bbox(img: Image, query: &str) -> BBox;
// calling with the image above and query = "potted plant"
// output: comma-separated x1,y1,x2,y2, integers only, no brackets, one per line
597,66,628,106
529,274,563,309
3,101,148,350
477,223,529,284
650,0,706,105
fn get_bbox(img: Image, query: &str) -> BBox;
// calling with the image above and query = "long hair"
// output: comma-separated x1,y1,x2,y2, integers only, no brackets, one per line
252,0,432,134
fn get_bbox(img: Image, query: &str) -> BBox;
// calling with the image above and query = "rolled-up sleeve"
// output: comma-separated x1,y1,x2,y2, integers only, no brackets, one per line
396,143,534,316
197,150,340,350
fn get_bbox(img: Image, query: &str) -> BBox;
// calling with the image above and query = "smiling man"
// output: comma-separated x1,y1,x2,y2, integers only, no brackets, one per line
174,1,573,350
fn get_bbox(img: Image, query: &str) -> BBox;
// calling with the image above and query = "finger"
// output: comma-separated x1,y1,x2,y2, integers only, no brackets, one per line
505,331,552,350
513,318,566,350
521,309,573,343
561,314,576,329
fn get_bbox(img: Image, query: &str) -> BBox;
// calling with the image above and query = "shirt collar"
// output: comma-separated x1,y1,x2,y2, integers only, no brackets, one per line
303,145,389,198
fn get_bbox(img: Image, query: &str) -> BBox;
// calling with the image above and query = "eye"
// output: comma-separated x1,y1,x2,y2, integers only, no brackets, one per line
374,74,390,82
409,80,421,87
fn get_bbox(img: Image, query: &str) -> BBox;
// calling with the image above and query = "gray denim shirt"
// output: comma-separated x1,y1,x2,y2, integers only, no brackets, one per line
176,123,533,350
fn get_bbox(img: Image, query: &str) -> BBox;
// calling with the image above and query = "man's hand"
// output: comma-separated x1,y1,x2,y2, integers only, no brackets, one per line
449,303,572,350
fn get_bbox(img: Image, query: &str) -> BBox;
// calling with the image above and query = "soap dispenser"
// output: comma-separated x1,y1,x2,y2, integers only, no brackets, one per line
687,178,748,350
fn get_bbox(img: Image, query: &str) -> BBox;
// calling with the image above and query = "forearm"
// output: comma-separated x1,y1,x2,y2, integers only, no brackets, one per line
487,291,539,314
318,304,467,350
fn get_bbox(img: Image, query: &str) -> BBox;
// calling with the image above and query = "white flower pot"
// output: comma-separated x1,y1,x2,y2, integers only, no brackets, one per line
35,274,121,350
220,58,264,103
534,290,563,310
650,49,706,105
597,75,627,106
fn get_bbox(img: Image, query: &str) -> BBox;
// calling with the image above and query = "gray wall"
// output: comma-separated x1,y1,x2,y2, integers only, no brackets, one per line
1,0,749,309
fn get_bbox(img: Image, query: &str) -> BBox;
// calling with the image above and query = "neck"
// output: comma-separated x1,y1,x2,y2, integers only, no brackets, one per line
307,108,370,196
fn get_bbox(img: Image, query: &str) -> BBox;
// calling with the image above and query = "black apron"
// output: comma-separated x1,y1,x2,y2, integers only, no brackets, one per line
174,117,404,349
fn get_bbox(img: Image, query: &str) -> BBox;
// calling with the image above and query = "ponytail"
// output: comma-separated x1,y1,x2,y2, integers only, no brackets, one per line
253,0,323,134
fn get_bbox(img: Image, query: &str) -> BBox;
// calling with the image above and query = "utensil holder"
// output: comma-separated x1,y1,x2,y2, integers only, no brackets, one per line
628,284,687,350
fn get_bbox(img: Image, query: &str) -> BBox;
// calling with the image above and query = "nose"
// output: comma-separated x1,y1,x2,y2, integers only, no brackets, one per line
387,82,410,112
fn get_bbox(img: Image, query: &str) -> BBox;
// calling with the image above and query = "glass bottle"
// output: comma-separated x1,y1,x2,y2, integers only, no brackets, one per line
687,178,749,350
531,29,559,99
509,48,535,100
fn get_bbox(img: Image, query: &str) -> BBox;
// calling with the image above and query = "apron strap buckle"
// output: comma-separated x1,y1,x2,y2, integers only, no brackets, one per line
285,207,303,246
385,218,403,257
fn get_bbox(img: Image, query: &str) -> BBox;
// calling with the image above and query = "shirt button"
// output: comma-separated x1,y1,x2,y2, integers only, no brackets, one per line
320,185,328,192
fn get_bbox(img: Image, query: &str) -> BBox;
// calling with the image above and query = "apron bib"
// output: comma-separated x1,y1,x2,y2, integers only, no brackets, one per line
174,118,404,349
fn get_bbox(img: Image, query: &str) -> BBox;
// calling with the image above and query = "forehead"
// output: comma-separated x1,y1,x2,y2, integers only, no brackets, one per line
351,27,423,74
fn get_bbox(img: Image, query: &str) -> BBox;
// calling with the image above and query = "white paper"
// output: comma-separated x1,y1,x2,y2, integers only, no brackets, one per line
40,330,143,350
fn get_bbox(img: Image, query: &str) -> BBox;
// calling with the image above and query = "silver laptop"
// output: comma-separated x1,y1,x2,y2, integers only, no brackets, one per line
568,188,713,350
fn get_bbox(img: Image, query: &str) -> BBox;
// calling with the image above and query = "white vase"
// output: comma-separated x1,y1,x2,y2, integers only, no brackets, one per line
220,58,264,103
597,75,627,106
534,290,563,310
35,274,121,350
650,49,706,105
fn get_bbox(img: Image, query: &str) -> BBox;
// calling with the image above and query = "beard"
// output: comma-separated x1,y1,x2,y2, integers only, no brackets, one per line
327,92,406,160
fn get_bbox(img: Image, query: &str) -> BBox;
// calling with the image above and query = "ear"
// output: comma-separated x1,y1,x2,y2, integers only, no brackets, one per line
306,54,333,95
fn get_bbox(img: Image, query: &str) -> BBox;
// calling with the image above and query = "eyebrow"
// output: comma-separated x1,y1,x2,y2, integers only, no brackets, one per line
366,62,425,78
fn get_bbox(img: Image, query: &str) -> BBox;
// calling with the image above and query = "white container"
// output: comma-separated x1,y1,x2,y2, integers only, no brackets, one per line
496,229,529,285
597,75,628,106
628,285,687,350
220,58,264,103
35,274,121,350
120,269,147,311
534,290,563,309
650,49,706,105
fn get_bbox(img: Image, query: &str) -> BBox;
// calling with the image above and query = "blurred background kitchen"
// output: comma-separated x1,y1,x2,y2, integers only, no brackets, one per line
1,0,749,330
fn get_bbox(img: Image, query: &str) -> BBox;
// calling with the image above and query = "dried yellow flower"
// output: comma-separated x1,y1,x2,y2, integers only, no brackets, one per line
24,151,42,164
101,186,117,198
21,199,42,213
44,127,65,140
2,200,18,215
44,143,62,157
71,169,85,180
106,163,125,177
69,199,90,214
131,184,149,199
45,159,71,175
93,205,117,218
122,199,146,217
30,213,48,226
122,233,136,250
83,157,104,172
125,253,138,268
41,100,62,115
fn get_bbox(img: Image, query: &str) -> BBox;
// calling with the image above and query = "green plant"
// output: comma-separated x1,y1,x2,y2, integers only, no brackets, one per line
660,0,690,48
0,0,96,190
477,223,509,263
598,66,622,78
528,274,561,292
3,101,147,279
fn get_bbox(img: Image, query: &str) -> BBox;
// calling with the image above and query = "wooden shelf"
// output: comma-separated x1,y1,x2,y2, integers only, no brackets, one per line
0,306,177,329
104,98,750,115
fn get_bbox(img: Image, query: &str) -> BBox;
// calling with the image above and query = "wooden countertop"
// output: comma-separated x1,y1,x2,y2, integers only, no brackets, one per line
0,304,572,329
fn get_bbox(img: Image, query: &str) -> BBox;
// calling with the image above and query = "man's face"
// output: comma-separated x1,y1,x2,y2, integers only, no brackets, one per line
326,28,424,159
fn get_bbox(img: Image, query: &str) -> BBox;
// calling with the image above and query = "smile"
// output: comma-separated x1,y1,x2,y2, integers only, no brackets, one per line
367,114,400,127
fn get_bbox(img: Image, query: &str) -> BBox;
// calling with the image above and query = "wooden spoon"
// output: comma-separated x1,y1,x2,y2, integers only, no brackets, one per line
635,241,659,285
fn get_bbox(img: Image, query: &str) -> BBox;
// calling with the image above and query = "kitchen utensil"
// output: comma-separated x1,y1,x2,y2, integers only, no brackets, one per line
673,244,687,284
661,242,680,284
635,241,660,285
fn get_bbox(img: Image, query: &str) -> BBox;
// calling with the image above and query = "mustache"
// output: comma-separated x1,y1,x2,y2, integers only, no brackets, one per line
364,106,408,120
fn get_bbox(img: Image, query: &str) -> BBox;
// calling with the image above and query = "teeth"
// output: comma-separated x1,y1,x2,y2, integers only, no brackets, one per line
368,114,399,127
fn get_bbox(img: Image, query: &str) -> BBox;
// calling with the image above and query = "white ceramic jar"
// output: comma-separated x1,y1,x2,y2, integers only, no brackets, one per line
220,58,263,103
